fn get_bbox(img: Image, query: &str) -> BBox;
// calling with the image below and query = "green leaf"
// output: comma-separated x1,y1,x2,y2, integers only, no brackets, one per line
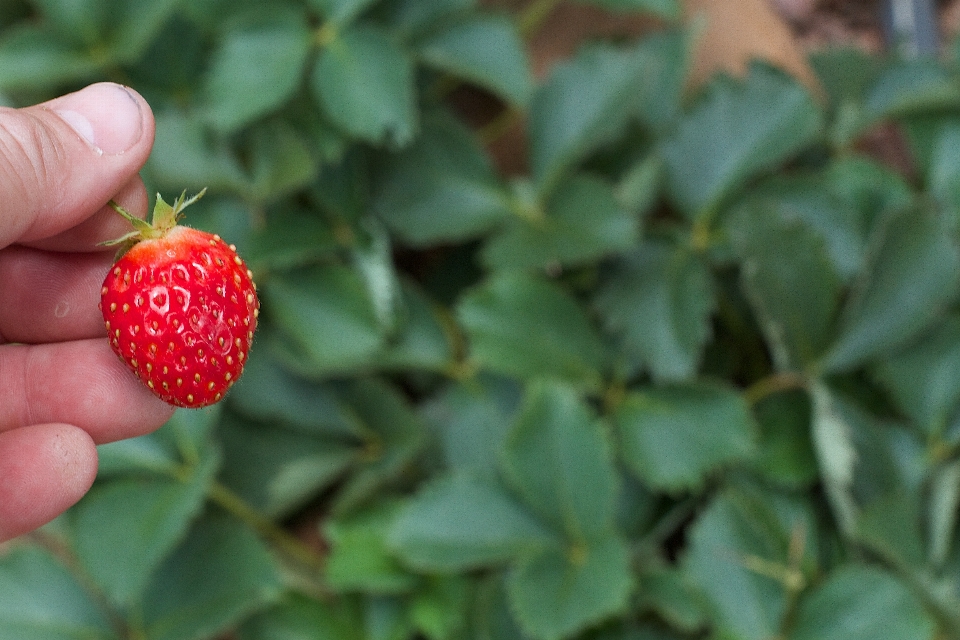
146,109,246,193
69,452,219,607
855,491,925,569
376,279,455,372
751,390,818,488
482,175,638,271
239,592,364,640
265,265,386,375
594,240,713,382
501,381,618,540
388,472,555,572
332,379,428,513
823,202,960,373
809,384,859,537
614,382,756,491
217,412,358,519
230,349,361,438
682,490,794,640
105,0,182,63
142,514,283,640
325,500,418,594
632,29,691,133
247,120,319,201
506,535,633,640
790,566,935,640
410,575,472,640
31,0,107,46
204,10,312,133
245,205,338,273
530,40,648,194
874,316,960,435
0,25,98,90
865,58,960,121
730,197,842,370
457,273,606,388
312,24,417,146
423,376,521,481
662,63,822,220
928,460,960,568
310,0,381,26
572,0,679,20
373,110,512,246
417,15,533,106
636,567,706,633
0,546,117,640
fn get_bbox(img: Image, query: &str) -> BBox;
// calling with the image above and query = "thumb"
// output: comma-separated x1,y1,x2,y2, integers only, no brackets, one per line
0,82,154,248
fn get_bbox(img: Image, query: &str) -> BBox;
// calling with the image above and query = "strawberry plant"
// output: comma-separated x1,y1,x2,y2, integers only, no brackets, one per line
1,1,960,639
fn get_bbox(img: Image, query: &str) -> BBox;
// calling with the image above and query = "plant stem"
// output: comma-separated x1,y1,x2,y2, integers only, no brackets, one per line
207,481,326,572
744,371,808,406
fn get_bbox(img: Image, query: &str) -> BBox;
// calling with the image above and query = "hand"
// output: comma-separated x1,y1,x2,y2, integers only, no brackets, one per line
0,83,175,541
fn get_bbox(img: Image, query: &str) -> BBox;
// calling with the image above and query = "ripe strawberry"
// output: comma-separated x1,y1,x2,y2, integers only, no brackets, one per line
100,190,259,408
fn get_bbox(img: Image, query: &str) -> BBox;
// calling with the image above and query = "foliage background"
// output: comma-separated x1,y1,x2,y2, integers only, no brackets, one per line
2,0,960,638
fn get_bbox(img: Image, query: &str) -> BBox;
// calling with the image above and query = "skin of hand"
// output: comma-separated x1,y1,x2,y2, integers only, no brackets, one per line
0,83,175,542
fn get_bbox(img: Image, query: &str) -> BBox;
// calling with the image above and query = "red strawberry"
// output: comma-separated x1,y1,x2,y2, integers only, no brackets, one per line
100,190,259,408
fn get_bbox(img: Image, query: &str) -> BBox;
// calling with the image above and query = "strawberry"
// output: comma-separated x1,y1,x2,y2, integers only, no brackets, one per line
100,190,259,408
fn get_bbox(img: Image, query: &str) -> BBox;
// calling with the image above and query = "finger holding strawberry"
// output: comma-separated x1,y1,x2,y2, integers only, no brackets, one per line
0,83,174,542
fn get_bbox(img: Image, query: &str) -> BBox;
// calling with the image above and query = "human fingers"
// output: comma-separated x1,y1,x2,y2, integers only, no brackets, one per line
0,82,154,249
20,175,149,252
0,339,174,444
0,423,97,542
0,246,112,344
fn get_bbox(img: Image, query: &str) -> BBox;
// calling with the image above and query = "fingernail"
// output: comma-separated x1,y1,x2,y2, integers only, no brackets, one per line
48,83,144,155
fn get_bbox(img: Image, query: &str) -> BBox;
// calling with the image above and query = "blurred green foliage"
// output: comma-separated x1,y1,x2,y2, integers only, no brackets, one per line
3,0,960,638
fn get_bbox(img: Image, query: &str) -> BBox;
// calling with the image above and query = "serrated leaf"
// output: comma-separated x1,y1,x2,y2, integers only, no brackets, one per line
146,109,246,193
265,264,386,375
572,0,679,19
389,472,554,572
614,382,756,491
332,379,428,513
142,514,283,640
501,381,618,540
325,500,418,594
410,575,472,640
530,40,648,194
482,175,638,271
595,240,713,382
238,592,364,640
0,546,117,640
0,25,98,90
873,316,960,435
245,206,338,273
373,110,512,246
106,0,182,63
247,120,319,201
457,273,606,388
751,390,818,488
865,58,960,121
312,24,417,146
217,412,358,519
662,63,822,220
809,384,859,537
418,15,532,106
506,535,632,640
636,567,706,632
376,279,455,372
730,198,842,370
230,349,361,437
423,376,521,481
205,10,312,133
790,566,935,640
310,0,380,26
823,202,960,373
682,490,794,640
70,452,219,607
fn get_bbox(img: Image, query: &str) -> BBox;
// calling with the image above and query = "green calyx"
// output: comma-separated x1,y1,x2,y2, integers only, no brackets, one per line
103,188,207,253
